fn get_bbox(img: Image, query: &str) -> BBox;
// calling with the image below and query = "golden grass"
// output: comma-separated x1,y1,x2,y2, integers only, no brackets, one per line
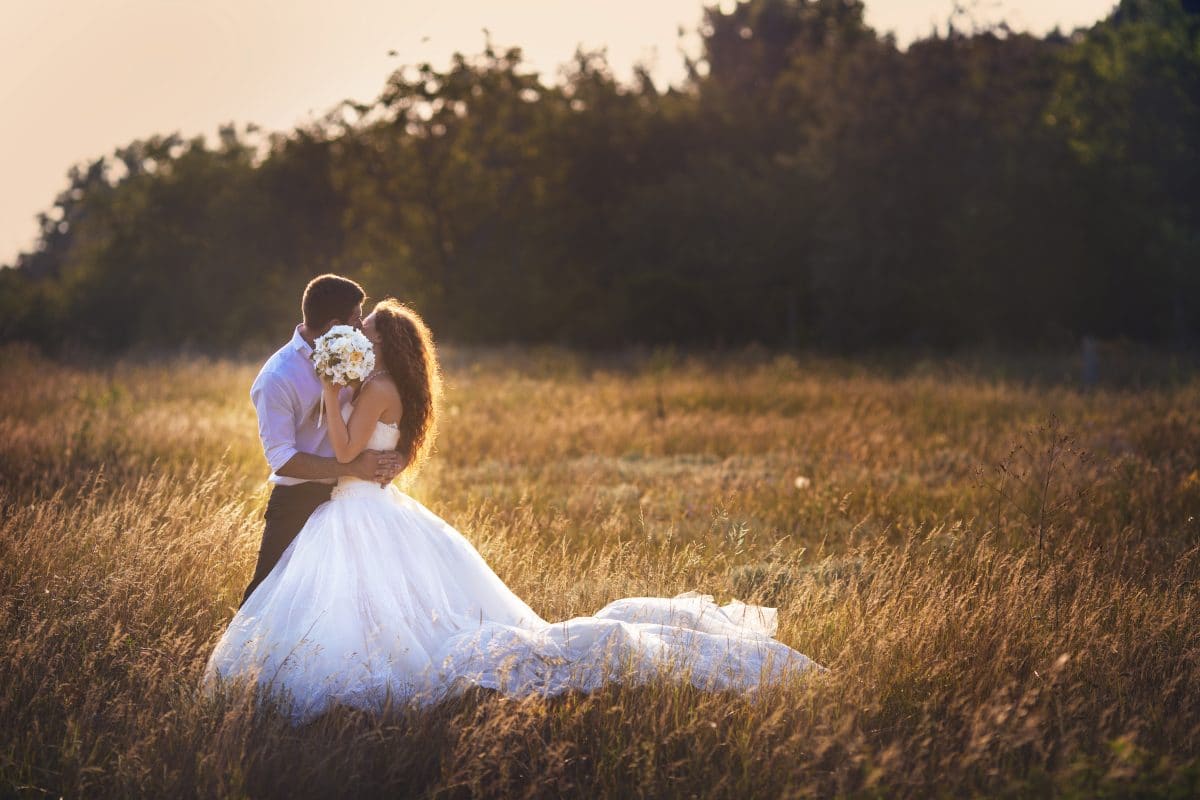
1,343,1198,797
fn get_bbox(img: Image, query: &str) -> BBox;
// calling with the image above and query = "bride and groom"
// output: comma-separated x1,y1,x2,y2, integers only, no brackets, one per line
204,274,822,723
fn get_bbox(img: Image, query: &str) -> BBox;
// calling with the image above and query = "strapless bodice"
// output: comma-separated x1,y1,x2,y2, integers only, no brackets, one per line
332,403,401,499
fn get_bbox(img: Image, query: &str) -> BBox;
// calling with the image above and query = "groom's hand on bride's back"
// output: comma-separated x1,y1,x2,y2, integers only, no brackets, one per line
348,449,406,485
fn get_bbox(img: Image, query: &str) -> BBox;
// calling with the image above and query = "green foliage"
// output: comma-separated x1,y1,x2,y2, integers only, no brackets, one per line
4,0,1199,351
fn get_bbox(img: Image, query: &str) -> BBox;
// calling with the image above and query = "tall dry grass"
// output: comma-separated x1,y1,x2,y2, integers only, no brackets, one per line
1,343,1198,797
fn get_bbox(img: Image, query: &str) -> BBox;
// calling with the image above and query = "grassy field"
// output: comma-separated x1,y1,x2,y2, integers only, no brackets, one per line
1,343,1198,797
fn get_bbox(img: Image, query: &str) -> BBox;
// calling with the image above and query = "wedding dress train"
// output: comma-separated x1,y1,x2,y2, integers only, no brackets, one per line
203,409,823,723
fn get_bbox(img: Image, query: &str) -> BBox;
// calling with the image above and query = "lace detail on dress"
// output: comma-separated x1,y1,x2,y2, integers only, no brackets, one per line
329,403,401,500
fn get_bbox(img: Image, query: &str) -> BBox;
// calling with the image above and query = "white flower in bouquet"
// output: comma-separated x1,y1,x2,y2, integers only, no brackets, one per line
312,325,375,387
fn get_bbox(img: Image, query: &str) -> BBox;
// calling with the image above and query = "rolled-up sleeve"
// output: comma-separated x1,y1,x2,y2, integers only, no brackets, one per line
250,372,298,473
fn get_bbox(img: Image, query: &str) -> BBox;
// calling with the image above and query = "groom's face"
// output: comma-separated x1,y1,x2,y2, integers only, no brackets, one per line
323,303,363,334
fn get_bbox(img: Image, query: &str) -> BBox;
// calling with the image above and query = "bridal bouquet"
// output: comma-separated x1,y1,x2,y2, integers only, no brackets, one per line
312,325,375,387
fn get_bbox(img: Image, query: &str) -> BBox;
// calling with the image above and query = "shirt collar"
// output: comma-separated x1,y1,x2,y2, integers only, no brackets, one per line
290,325,314,357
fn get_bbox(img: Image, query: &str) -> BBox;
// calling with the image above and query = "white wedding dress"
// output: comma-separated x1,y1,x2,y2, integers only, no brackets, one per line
204,406,823,723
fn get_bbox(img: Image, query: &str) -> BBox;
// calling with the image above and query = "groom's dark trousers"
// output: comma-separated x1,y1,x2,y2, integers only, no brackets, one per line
240,482,334,608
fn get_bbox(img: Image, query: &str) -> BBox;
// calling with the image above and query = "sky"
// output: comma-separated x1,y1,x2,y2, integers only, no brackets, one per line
0,0,1116,268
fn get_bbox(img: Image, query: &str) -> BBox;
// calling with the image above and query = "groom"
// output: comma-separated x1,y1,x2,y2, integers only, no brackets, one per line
240,273,404,607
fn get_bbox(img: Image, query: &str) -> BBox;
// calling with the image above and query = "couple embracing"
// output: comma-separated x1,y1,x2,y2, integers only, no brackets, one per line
204,274,822,724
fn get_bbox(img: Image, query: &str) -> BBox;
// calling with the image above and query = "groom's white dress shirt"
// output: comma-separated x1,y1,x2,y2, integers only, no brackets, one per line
251,325,350,486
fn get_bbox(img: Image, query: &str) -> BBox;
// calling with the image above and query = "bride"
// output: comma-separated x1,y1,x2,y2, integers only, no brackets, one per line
204,299,823,723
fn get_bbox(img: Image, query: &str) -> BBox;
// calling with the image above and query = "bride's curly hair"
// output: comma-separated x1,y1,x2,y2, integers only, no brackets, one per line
371,298,442,475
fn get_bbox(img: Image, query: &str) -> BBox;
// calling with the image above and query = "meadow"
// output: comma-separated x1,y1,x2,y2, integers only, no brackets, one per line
1,343,1198,798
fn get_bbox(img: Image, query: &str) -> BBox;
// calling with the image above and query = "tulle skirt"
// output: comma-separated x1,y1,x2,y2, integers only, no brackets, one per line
203,481,822,723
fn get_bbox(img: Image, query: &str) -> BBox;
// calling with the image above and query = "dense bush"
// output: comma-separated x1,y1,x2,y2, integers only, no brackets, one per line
3,0,1198,352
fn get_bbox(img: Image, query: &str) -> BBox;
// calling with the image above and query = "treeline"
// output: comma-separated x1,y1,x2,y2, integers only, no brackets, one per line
2,0,1198,352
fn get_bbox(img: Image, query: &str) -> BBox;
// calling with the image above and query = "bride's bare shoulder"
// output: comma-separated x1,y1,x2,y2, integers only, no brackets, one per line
360,372,402,420
362,372,400,398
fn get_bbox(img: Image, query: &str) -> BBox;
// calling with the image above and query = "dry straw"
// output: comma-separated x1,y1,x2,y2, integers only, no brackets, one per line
1,346,1197,796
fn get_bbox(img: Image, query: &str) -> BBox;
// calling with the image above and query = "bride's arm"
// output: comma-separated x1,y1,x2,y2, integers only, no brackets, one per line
322,378,391,463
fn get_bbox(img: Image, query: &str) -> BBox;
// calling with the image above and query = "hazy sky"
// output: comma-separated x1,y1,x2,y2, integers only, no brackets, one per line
1,0,1115,267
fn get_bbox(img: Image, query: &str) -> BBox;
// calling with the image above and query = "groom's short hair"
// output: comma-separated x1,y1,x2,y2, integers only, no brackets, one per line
302,274,365,329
